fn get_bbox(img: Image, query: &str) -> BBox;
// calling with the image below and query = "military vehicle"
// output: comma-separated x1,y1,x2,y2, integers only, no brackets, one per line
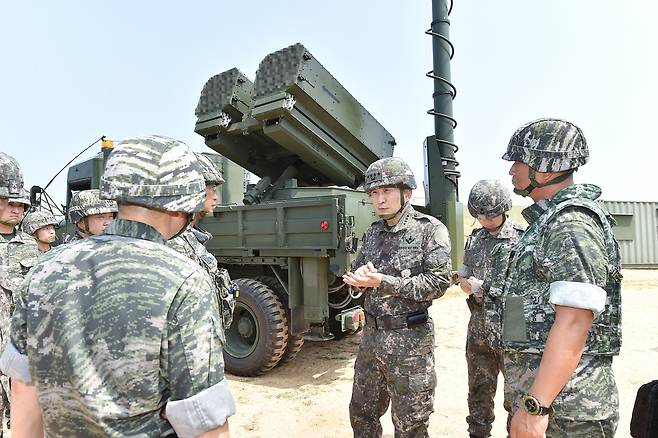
45,0,460,377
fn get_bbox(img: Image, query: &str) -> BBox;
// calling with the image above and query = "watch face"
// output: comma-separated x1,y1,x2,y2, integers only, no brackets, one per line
523,395,540,414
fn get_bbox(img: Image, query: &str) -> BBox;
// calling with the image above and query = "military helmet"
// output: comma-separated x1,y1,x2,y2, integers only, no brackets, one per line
22,210,57,235
502,118,588,172
9,189,31,207
0,152,24,198
68,189,118,223
100,135,205,213
195,153,225,185
363,157,417,193
468,179,512,218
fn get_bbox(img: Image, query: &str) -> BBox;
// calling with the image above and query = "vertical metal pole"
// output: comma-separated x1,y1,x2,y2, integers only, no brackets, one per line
425,0,463,267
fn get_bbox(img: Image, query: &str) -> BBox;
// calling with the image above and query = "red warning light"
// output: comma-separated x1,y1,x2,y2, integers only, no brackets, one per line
320,220,329,230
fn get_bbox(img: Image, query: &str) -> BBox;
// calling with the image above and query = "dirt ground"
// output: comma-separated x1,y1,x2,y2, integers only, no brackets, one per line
227,269,658,437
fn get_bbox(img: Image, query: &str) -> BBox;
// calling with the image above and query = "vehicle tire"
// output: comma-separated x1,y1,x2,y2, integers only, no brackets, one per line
223,278,288,376
255,275,305,364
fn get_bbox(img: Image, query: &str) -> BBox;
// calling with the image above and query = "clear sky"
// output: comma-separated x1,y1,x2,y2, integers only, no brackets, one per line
1,1,655,208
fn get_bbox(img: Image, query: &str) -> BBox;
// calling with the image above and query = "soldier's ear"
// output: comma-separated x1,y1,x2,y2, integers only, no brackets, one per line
403,189,413,202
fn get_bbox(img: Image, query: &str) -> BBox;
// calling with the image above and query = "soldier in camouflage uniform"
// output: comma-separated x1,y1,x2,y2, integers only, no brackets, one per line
458,180,524,438
488,119,621,437
343,157,452,437
63,188,118,243
0,136,235,437
0,152,27,436
168,152,237,330
21,209,58,253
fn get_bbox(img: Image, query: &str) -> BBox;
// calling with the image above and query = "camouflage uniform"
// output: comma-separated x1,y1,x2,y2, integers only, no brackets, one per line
168,153,236,330
0,136,236,437
0,152,26,436
349,158,452,438
490,119,621,437
63,188,118,243
460,219,523,437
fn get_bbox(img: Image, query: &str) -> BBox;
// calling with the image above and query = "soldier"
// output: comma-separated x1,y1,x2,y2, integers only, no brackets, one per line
0,152,27,437
0,135,235,437
21,210,58,253
63,188,118,243
168,152,237,330
458,180,524,438
490,119,621,437
343,157,452,437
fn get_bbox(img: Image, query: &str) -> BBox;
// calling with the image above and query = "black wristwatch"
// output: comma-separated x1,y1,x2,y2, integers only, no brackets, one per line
521,394,554,416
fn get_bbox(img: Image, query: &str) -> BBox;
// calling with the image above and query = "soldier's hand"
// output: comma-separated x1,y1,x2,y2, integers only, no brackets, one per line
343,262,381,288
510,408,549,438
469,276,484,298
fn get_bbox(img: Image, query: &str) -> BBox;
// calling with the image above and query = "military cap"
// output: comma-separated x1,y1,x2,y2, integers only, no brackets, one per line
468,179,512,218
0,151,24,198
195,153,225,185
364,157,417,193
502,118,589,172
22,210,57,235
100,135,205,213
68,189,118,223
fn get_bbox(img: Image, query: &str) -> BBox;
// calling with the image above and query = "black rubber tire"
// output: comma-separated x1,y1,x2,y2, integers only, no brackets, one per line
254,276,305,364
223,278,288,376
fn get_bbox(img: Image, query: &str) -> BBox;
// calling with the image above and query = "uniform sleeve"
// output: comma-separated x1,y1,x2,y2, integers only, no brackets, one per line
350,228,372,271
163,269,235,438
0,272,32,384
379,222,452,302
458,234,475,278
541,207,608,317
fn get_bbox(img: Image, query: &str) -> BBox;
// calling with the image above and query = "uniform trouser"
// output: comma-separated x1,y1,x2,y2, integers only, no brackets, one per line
505,413,619,437
465,303,503,437
349,327,436,438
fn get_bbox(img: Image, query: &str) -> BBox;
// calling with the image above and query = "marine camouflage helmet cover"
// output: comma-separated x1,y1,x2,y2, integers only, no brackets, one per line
195,152,225,185
68,189,118,223
100,135,206,213
502,118,589,172
9,189,31,207
0,151,24,198
468,179,512,218
22,210,57,235
363,157,417,192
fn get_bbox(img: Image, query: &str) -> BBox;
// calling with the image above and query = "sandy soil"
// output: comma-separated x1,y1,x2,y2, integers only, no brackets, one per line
226,269,658,437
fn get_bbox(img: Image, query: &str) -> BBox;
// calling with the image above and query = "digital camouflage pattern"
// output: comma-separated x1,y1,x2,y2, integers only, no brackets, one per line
3,231,39,300
363,157,417,192
168,226,237,330
467,179,512,219
502,118,589,172
100,135,206,213
489,184,621,433
460,218,523,438
195,152,225,185
349,204,451,437
0,152,24,198
68,189,118,223
21,210,57,235
9,219,230,436
62,231,84,244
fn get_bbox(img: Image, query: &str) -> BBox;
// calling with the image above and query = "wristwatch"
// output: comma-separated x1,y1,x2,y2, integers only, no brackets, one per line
521,394,554,416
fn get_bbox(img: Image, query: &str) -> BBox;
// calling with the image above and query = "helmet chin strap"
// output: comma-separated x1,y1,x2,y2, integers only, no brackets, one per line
377,188,407,221
168,213,194,240
76,219,94,237
514,168,574,197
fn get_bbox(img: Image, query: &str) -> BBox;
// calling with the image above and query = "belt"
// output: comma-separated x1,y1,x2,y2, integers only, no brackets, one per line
365,310,429,330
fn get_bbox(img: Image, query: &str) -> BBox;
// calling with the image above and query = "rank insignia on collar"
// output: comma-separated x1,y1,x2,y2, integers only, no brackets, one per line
404,235,414,244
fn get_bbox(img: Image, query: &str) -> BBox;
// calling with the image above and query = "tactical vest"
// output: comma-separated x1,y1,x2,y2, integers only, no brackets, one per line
487,196,622,356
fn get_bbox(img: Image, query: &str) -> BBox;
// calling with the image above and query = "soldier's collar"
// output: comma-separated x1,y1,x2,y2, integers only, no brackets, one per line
521,202,547,225
382,204,415,233
550,183,602,203
191,226,212,244
491,216,517,239
103,219,167,245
